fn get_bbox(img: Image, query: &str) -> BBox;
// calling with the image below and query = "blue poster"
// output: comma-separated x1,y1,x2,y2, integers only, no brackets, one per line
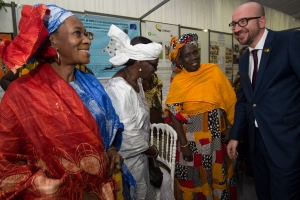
76,14,140,78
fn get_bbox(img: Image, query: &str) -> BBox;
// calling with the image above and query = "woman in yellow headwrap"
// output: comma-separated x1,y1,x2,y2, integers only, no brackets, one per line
164,33,237,200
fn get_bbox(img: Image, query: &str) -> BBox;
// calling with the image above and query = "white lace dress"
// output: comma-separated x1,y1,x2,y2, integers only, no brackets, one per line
105,77,157,199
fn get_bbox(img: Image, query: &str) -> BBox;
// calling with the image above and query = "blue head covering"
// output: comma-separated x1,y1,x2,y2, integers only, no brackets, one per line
35,4,74,35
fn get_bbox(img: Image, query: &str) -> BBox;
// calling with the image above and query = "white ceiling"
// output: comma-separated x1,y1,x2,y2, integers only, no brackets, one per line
254,0,300,21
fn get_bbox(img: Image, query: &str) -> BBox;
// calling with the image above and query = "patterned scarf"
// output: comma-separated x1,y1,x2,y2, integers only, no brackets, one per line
72,69,123,150
0,4,73,72
72,69,137,200
168,33,198,81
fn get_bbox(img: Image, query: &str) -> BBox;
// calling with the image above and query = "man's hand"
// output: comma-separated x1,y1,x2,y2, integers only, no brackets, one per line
227,140,239,159
107,146,124,178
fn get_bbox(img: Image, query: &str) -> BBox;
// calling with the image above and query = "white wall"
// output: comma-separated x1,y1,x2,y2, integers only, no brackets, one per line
0,6,13,32
7,0,300,33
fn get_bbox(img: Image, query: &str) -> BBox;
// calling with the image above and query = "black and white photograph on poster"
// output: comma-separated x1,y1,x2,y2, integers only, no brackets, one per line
210,42,219,64
225,63,233,82
233,44,240,64
225,47,233,64
224,44,233,82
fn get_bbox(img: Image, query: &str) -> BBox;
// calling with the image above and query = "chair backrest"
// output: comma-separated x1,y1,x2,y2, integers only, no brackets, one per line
150,123,177,191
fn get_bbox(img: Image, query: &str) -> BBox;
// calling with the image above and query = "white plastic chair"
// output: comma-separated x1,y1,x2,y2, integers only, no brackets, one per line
150,123,177,193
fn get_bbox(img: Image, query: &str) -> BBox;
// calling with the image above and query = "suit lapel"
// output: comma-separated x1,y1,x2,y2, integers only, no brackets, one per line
253,30,274,95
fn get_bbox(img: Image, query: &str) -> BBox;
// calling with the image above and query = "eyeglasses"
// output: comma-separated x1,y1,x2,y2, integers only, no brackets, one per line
85,31,95,40
229,16,261,30
146,61,158,69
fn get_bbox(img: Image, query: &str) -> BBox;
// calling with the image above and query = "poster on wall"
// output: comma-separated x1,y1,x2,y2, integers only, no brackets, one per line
225,46,234,81
218,33,225,47
233,44,240,64
224,44,233,82
232,44,247,81
76,14,140,78
210,32,233,83
144,21,179,100
0,33,13,100
209,41,219,64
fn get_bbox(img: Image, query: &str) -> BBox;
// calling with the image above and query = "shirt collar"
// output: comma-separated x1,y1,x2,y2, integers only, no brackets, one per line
248,29,268,52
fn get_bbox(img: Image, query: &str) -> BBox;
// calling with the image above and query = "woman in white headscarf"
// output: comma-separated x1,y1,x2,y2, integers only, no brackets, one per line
105,25,162,199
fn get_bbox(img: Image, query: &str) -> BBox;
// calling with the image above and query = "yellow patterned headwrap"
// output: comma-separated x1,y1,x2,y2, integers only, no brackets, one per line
168,33,198,81
168,36,185,61
168,33,198,61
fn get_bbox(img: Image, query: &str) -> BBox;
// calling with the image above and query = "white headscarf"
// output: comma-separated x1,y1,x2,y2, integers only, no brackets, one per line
107,24,162,66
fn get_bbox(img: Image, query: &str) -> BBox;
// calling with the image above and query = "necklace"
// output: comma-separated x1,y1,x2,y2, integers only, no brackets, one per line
123,68,139,89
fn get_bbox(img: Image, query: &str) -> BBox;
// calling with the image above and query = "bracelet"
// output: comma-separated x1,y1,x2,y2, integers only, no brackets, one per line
180,142,189,148
148,145,158,158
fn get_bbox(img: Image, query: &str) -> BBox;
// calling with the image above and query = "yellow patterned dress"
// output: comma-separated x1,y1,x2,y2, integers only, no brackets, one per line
164,63,237,200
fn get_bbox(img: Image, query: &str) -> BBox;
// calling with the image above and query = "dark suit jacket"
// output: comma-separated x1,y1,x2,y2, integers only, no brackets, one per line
231,29,300,168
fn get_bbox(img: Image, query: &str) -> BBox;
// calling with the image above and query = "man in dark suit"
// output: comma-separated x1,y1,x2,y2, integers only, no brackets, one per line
227,2,300,200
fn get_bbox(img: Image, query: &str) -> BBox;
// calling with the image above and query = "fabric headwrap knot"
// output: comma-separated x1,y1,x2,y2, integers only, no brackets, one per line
168,33,198,81
44,4,74,35
107,24,162,66
168,33,198,61
0,4,73,73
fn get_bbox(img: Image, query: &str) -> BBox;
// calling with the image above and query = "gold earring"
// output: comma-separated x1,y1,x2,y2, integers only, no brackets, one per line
56,49,60,64
179,64,183,68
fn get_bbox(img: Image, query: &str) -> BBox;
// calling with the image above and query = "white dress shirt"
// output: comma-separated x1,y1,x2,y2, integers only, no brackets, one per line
248,29,268,127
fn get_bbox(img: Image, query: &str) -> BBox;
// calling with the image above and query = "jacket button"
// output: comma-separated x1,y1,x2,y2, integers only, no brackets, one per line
253,104,257,107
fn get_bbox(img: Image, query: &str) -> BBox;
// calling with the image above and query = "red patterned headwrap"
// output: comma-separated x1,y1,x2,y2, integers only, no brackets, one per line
0,4,73,73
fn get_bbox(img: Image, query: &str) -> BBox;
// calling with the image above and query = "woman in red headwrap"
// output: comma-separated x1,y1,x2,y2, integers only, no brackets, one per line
0,4,125,199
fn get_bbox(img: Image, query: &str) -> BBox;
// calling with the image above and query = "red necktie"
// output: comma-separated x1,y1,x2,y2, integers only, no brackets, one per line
251,49,258,90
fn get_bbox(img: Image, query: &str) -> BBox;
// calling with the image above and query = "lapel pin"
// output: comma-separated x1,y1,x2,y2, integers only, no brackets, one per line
264,48,270,53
